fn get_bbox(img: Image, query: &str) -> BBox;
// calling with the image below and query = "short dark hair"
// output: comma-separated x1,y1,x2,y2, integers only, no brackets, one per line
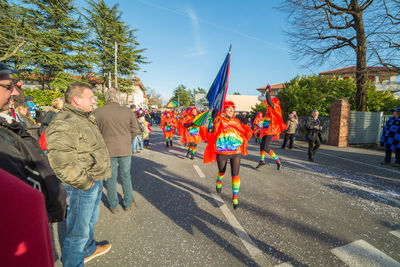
65,82,91,104
130,104,136,109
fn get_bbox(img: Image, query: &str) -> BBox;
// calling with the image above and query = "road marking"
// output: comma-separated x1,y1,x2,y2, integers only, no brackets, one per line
390,230,400,239
273,263,294,267
331,240,400,267
211,192,270,266
318,151,400,176
280,157,400,207
339,181,400,207
193,165,205,178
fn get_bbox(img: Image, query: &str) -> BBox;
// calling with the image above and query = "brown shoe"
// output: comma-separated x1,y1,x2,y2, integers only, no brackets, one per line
84,243,112,263
109,208,119,214
124,202,135,211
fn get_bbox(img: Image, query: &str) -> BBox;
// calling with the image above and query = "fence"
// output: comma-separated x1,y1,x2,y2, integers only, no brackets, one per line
347,111,383,144
295,112,384,145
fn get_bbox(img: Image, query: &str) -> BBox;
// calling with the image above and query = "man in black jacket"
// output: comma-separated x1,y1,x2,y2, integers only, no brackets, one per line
305,110,322,162
0,62,66,222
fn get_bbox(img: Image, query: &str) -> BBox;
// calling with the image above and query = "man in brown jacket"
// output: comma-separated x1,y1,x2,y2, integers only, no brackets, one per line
281,111,298,149
95,89,140,213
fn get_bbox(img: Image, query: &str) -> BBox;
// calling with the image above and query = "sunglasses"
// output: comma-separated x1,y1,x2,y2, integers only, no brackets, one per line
0,83,13,91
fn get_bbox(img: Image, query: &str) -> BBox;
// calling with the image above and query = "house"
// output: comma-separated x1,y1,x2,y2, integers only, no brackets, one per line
319,66,400,92
256,83,285,100
119,79,147,107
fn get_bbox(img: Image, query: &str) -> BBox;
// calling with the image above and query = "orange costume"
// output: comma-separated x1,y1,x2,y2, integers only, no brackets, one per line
253,112,264,143
204,113,253,163
256,85,286,170
182,107,204,159
161,112,177,146
203,101,252,210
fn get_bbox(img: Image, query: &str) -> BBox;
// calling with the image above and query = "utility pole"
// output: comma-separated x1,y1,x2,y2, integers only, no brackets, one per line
114,41,118,89
108,72,111,89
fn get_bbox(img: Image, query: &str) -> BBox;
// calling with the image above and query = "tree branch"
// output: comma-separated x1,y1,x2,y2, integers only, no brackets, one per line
0,40,26,61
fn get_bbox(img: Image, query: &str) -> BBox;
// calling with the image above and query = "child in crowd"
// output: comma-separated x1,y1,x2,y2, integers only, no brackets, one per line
143,117,151,149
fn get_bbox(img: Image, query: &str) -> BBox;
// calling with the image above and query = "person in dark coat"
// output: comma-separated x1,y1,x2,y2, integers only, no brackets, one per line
305,110,322,162
95,89,140,213
0,62,66,222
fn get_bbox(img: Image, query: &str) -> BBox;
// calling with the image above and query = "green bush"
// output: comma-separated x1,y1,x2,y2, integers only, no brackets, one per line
24,89,64,107
24,88,107,108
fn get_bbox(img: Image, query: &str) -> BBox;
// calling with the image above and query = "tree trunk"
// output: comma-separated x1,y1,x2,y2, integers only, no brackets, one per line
353,0,368,112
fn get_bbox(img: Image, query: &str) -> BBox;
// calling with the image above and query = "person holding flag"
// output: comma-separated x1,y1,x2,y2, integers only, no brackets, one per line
203,101,252,209
161,111,177,147
256,84,286,170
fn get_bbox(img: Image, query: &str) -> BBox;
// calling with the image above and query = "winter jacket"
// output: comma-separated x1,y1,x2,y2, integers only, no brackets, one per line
46,103,111,190
94,102,140,157
285,116,298,134
305,116,322,142
0,113,66,222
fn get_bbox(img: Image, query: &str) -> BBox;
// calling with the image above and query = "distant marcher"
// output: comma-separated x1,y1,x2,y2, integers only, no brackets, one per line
380,107,400,167
46,82,112,266
281,111,298,149
305,110,323,162
95,89,140,213
256,85,286,170
161,111,177,146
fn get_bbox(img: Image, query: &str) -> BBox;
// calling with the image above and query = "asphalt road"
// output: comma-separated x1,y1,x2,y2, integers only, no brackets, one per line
52,126,400,267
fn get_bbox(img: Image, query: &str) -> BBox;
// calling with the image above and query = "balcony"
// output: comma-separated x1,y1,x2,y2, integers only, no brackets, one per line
375,82,400,92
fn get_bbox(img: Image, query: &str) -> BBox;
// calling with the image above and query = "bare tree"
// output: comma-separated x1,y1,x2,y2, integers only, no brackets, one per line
281,0,395,111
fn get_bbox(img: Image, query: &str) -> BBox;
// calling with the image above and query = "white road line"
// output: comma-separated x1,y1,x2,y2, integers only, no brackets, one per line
390,230,400,239
339,182,400,207
317,151,400,175
211,192,270,266
273,263,294,267
331,240,400,267
193,165,205,178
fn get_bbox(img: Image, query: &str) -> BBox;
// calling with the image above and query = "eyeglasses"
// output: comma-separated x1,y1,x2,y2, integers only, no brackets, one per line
0,83,13,91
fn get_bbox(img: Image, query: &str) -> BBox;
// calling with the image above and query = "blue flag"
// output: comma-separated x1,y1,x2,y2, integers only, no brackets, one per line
206,48,231,114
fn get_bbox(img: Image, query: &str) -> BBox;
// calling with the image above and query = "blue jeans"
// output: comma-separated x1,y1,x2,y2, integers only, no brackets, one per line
105,156,133,210
137,135,144,150
132,135,144,152
62,181,103,267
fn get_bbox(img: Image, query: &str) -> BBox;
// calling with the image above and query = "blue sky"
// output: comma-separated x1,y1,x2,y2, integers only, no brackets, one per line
78,0,329,101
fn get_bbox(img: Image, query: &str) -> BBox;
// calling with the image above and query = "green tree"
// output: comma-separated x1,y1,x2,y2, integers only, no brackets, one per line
84,0,146,93
170,84,192,107
233,92,241,95
147,88,163,108
0,0,27,62
276,75,400,117
281,0,398,112
20,0,92,90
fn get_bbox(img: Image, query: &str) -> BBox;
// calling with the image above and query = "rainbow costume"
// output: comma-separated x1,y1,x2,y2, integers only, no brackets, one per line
204,101,253,209
161,112,177,147
256,85,286,170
